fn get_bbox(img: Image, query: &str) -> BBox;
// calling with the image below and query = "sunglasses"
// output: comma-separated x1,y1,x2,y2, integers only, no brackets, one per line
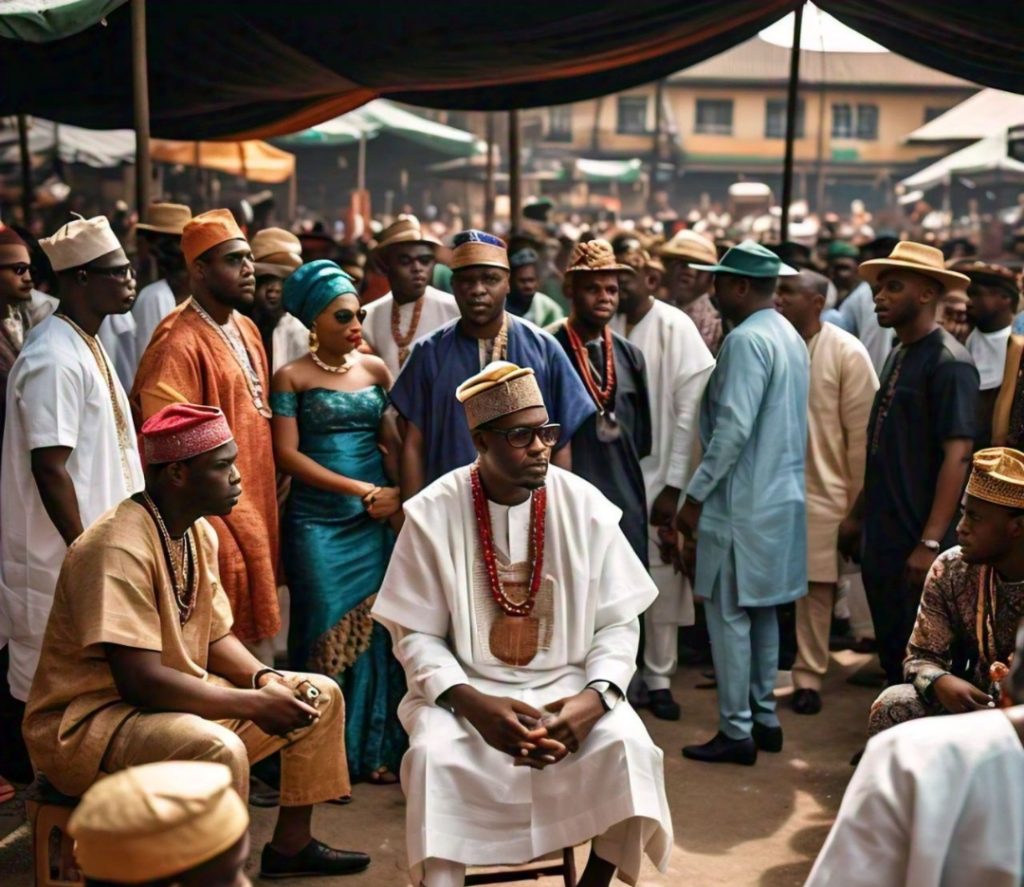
83,262,134,280
479,423,561,449
334,308,367,325
0,263,31,276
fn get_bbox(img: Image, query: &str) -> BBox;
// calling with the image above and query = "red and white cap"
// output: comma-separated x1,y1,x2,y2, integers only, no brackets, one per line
141,403,233,464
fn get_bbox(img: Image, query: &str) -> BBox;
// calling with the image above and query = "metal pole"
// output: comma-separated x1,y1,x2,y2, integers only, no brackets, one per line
16,114,32,224
357,131,367,192
508,109,521,232
484,112,495,231
131,0,152,221
651,79,665,211
780,2,804,242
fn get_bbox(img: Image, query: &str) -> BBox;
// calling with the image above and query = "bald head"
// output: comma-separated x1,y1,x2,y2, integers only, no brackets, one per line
795,268,830,299
775,268,828,337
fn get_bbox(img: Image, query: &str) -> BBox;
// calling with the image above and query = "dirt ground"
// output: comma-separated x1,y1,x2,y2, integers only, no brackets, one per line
0,651,877,886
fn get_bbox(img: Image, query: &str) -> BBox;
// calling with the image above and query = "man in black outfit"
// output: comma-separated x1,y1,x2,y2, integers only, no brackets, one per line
840,242,978,687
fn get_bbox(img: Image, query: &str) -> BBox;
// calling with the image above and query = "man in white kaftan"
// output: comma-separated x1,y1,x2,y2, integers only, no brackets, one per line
373,361,672,887
613,246,715,719
0,215,144,700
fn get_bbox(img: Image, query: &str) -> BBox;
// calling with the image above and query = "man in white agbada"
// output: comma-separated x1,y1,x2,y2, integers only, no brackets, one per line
806,620,1024,887
372,360,672,887
0,214,144,701
362,216,459,378
612,243,714,721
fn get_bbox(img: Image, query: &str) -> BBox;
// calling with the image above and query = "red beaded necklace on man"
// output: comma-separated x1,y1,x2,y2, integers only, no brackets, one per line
565,320,616,411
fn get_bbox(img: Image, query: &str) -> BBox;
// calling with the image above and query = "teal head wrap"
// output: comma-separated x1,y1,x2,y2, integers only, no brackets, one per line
282,260,357,327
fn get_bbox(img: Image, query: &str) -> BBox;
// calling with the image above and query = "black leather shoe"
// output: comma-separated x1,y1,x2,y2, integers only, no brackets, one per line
682,732,757,766
261,840,370,879
752,722,783,753
648,689,681,721
791,688,822,715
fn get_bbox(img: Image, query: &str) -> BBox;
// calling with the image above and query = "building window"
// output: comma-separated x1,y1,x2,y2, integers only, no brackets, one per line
856,104,879,140
695,99,733,135
832,103,879,140
547,105,573,142
765,98,805,138
924,106,949,124
617,96,648,134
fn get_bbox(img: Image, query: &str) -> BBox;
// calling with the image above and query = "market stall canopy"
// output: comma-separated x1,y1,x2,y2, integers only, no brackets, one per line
150,140,295,184
0,118,134,167
276,100,484,157
0,0,123,41
899,130,1024,192
575,158,644,184
1,1,1021,139
905,89,1024,144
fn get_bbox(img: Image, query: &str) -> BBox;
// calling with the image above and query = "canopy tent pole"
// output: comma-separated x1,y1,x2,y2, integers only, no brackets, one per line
16,114,32,224
357,130,367,191
780,1,804,242
484,112,495,231
131,0,152,221
508,109,521,231
237,142,248,184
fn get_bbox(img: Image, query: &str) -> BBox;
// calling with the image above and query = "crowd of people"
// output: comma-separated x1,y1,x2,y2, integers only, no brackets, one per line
1,195,1024,886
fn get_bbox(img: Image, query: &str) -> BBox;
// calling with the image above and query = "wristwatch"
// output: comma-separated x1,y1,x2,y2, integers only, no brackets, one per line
586,680,621,713
920,539,941,552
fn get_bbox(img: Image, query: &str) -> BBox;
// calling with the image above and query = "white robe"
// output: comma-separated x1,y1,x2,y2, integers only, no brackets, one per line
0,316,144,700
806,708,1024,887
966,325,1012,391
271,312,309,374
612,301,714,627
362,286,460,379
132,277,177,359
372,466,672,886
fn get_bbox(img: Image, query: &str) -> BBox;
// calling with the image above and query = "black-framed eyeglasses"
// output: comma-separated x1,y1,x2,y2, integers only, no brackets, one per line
0,263,31,276
479,423,561,448
334,308,367,325
83,262,134,279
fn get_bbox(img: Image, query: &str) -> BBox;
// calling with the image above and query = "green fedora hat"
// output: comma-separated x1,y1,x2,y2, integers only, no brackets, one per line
691,239,798,278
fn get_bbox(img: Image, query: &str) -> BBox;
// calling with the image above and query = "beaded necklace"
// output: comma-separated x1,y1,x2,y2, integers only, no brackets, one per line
190,299,272,418
477,312,509,369
140,492,198,624
391,296,425,368
57,314,135,494
565,320,616,411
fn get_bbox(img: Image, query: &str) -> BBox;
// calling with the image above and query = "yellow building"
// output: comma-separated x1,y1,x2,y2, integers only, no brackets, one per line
517,36,978,214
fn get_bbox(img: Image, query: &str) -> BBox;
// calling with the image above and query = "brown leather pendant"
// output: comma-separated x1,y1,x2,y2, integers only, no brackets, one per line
489,613,539,666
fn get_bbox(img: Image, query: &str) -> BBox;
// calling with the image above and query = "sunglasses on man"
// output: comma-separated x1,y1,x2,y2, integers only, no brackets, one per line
0,263,32,277
478,423,561,449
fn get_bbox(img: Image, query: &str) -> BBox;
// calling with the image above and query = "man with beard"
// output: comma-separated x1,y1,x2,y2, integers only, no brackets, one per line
0,224,35,443
658,229,722,355
507,247,564,328
1,215,145,704
132,210,280,655
373,362,672,887
835,238,897,375
867,446,1024,735
361,217,459,378
612,241,715,720
391,230,593,498
840,243,978,689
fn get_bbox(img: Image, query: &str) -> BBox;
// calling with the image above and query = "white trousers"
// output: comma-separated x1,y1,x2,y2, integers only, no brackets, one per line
642,561,693,691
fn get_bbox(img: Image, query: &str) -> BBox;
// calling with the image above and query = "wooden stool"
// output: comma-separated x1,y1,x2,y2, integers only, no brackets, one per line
465,847,577,887
24,777,82,886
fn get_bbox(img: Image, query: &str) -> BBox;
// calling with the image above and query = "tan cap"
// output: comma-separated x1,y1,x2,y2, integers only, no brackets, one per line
966,447,1024,509
68,761,249,883
564,239,634,276
39,213,122,272
658,229,717,265
181,209,247,266
135,202,192,236
859,241,970,292
371,215,442,259
251,226,303,278
456,361,544,429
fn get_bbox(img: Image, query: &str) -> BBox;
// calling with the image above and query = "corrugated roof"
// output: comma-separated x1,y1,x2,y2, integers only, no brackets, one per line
670,36,974,88
905,89,1024,143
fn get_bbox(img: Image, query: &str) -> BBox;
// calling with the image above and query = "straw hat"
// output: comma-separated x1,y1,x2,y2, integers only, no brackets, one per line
251,227,303,278
564,239,634,276
135,203,192,236
371,216,442,259
859,241,969,291
658,229,717,266
966,447,1024,509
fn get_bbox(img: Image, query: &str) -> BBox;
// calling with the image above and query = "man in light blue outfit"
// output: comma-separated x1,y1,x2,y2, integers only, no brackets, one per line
676,241,809,766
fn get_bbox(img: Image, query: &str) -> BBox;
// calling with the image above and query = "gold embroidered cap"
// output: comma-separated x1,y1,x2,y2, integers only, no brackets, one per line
966,447,1024,509
456,361,545,429
68,761,249,883
564,238,634,276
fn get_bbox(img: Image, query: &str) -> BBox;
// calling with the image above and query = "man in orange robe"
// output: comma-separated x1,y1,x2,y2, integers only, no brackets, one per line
131,210,280,648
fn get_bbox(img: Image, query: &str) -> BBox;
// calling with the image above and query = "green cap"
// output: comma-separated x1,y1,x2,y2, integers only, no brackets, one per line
826,240,860,260
690,239,798,278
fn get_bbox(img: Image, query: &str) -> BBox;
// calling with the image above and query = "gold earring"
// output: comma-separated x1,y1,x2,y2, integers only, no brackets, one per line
309,327,319,353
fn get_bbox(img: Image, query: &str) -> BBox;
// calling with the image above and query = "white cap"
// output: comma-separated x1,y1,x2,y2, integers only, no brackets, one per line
39,213,122,272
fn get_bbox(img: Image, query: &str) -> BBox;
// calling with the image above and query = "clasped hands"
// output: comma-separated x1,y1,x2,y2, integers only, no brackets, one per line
249,672,323,737
359,484,401,521
447,685,605,770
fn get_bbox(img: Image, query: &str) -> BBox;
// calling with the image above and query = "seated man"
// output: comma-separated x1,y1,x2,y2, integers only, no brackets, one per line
69,761,251,887
807,618,1024,887
23,403,369,880
373,361,672,887
869,446,1024,736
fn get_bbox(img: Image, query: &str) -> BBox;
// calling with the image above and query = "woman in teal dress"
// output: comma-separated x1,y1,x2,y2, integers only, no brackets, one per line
272,260,406,784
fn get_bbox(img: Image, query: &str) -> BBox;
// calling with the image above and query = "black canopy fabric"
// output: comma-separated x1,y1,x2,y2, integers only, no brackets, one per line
1,1,1021,140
